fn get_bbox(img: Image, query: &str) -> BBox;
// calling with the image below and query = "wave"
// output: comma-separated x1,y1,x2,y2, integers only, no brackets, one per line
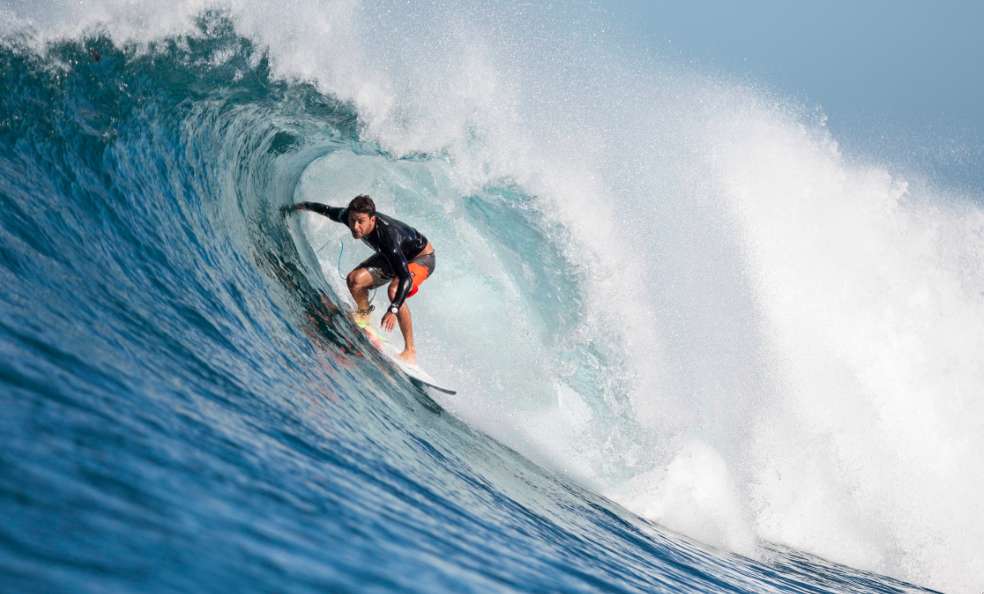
2,2,981,592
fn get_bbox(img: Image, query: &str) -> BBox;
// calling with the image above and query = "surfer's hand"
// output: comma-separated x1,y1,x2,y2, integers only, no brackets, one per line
279,204,299,216
381,311,397,332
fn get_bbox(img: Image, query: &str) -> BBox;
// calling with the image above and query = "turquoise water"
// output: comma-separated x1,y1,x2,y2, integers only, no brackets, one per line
3,4,981,592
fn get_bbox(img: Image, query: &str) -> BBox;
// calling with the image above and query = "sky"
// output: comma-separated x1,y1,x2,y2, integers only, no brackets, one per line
607,0,984,189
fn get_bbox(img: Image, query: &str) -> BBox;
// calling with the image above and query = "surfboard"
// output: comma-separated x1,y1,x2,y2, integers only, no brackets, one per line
352,312,457,395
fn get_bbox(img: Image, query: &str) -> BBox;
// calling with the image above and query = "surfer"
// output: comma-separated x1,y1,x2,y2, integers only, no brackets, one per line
283,195,435,365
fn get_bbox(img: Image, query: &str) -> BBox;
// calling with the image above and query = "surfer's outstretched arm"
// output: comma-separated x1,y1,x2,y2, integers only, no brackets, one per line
282,202,347,223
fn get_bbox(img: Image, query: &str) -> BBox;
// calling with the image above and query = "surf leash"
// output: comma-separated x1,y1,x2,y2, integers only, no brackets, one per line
317,238,376,306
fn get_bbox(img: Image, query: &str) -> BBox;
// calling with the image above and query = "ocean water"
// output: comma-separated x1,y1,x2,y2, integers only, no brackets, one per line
1,2,981,593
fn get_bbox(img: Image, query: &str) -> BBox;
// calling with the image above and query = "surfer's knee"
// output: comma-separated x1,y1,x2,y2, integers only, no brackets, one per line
347,268,373,291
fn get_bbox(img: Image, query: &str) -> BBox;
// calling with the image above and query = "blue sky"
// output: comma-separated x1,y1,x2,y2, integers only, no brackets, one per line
608,0,984,188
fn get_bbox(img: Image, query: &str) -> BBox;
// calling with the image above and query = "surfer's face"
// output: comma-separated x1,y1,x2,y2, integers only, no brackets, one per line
348,212,375,239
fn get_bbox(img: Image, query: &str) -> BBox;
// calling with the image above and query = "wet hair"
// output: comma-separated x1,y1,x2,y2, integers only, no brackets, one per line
347,195,376,217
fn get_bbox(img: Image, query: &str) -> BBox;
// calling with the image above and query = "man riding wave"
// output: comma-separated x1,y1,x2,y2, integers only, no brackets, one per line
284,195,435,365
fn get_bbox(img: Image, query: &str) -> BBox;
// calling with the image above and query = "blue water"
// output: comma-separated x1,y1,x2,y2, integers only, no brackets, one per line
0,14,952,594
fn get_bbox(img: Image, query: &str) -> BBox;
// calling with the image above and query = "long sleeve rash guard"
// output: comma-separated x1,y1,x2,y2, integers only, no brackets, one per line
293,202,429,310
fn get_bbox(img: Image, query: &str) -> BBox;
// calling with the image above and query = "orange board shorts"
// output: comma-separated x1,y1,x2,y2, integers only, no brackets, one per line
360,252,435,299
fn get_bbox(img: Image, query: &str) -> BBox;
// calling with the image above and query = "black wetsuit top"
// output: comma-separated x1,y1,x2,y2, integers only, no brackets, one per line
294,202,429,309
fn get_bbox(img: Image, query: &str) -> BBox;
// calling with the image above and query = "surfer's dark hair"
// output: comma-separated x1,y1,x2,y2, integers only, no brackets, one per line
347,195,376,216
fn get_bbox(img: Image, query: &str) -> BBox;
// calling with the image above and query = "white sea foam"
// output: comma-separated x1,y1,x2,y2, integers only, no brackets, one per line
8,2,984,591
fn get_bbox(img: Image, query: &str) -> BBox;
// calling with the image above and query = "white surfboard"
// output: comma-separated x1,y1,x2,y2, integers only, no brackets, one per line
352,312,457,395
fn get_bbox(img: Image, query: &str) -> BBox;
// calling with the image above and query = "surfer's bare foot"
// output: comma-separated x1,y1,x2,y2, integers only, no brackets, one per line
398,349,416,365
352,311,370,329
